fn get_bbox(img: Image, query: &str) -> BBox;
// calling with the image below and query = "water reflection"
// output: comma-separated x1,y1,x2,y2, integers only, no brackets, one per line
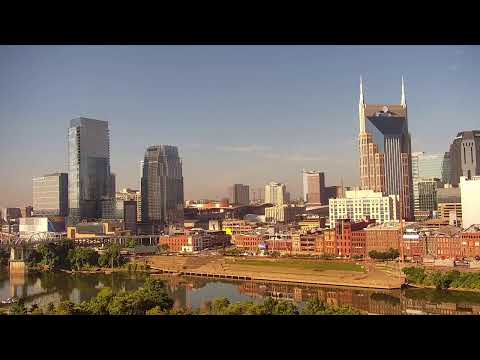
2,271,480,315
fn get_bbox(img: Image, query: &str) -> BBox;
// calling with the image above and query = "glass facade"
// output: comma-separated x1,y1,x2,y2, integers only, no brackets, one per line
141,145,184,229
32,173,68,216
412,152,450,216
68,118,114,224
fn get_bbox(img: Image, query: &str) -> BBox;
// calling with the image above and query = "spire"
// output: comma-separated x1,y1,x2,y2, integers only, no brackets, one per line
359,76,366,133
401,76,406,106
359,75,365,104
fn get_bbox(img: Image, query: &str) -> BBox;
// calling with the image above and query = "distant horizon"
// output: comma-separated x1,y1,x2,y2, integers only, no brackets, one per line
1,45,479,208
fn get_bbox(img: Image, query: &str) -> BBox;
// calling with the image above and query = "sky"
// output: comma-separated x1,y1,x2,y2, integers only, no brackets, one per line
0,45,479,208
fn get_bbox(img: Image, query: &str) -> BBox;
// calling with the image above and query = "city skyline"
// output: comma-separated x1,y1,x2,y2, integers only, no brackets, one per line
1,45,480,207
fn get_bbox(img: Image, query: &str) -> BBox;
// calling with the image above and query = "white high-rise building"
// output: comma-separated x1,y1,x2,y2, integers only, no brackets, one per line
265,182,287,206
460,176,480,229
329,189,399,228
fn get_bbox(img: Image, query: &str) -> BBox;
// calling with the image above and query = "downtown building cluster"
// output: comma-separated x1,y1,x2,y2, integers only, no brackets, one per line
1,78,480,263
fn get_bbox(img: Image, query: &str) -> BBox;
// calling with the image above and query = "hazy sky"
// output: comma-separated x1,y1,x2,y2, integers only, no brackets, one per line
1,45,479,208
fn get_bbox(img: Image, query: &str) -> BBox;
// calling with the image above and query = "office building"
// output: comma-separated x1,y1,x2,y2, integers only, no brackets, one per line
141,145,184,231
115,188,139,220
437,203,462,227
358,77,414,220
265,205,305,223
19,217,65,238
265,182,287,206
123,200,137,234
68,117,115,224
250,188,264,204
33,173,68,217
135,191,142,222
229,184,250,205
417,178,442,216
449,130,480,186
460,176,480,229
329,189,398,228
412,152,450,217
302,170,325,205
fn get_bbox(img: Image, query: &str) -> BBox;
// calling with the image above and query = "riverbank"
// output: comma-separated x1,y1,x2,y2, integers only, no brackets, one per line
406,283,480,293
146,255,405,289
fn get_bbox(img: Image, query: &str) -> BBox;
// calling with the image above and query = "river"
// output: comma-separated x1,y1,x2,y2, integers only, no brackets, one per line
2,271,480,315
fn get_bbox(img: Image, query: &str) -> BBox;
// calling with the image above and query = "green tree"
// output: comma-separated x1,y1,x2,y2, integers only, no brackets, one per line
81,287,114,315
107,291,145,315
430,271,452,290
10,298,27,315
29,304,44,315
68,247,99,270
37,243,60,268
146,306,166,315
99,244,126,268
140,278,174,311
56,300,79,315
126,238,137,249
45,302,56,315
403,267,427,284
301,297,327,315
25,249,42,266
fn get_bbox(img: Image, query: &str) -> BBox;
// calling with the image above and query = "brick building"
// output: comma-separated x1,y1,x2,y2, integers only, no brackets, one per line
461,225,480,258
232,234,267,252
335,219,374,258
351,230,367,258
292,233,317,253
365,222,401,256
322,228,337,256
159,235,189,252
265,239,292,252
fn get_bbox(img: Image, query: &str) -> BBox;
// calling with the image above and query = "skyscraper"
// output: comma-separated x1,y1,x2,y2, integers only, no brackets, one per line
141,145,184,231
449,130,480,186
32,173,68,217
229,184,250,205
68,117,114,224
302,170,325,205
265,182,287,206
358,77,414,220
411,152,450,218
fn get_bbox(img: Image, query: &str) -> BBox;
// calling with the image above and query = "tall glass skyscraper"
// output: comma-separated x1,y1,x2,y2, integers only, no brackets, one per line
358,77,414,220
68,117,114,224
141,145,184,231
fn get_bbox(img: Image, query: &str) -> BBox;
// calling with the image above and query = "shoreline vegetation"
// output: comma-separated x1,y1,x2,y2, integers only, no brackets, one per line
4,277,363,316
403,266,480,292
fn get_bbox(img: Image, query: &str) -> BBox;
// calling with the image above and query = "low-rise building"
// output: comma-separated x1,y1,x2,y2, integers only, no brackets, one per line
365,222,401,256
232,234,267,252
222,219,256,235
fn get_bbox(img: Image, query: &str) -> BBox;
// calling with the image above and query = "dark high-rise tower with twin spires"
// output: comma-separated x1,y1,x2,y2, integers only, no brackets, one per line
358,77,414,220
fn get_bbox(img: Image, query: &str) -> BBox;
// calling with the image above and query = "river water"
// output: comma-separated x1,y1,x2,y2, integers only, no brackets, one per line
2,271,480,315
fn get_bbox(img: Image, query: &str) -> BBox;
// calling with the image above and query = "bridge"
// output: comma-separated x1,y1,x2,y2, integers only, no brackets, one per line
0,232,162,248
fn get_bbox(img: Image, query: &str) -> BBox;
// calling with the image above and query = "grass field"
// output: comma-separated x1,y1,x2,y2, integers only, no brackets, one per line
229,259,365,273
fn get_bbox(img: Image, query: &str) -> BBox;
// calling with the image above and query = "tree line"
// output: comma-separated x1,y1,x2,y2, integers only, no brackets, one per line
6,279,363,315
403,266,480,290
25,240,127,271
